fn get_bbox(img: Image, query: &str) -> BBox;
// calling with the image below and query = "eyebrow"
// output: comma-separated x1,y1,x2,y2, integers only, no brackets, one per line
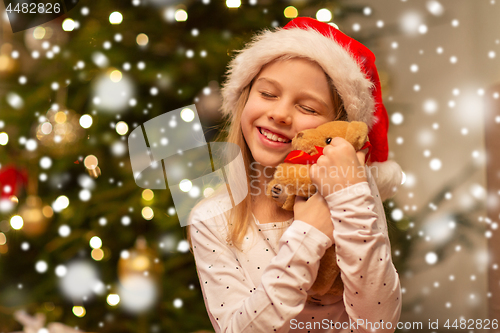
256,77,330,110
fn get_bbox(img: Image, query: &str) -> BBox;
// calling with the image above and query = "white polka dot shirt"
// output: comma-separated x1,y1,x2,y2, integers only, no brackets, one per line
189,170,402,332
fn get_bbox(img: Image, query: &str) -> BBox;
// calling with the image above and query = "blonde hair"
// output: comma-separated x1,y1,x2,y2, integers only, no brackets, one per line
187,56,347,252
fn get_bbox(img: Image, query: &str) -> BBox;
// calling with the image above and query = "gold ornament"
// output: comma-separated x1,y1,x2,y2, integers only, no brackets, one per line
117,237,162,283
23,22,69,53
18,195,51,237
34,107,85,153
0,43,18,75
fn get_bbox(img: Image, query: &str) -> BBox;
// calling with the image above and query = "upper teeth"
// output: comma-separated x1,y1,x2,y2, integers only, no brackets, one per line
261,128,290,143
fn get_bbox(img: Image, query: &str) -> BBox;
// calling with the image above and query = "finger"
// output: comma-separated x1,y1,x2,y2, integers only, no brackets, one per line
356,148,368,167
329,137,347,146
323,144,334,155
316,154,327,165
308,192,324,203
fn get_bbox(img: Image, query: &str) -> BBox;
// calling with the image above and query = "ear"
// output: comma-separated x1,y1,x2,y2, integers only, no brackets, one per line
345,121,369,150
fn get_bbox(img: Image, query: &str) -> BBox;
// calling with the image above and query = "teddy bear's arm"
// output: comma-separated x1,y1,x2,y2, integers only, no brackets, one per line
267,164,317,210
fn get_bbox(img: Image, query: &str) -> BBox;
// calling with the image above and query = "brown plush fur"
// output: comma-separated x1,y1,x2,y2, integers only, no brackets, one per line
266,121,369,298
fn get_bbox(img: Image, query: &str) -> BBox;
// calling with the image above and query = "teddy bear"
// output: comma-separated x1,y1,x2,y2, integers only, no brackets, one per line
266,120,370,297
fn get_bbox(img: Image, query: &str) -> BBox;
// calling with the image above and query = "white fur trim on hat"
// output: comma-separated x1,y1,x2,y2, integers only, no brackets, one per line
221,26,375,127
369,161,403,202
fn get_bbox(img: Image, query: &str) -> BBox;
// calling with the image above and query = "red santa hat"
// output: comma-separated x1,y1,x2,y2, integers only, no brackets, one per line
220,17,402,200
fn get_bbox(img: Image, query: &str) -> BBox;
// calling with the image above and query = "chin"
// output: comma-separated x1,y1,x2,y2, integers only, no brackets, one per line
252,154,284,169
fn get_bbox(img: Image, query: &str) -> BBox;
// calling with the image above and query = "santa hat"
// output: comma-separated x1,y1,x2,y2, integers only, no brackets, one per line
220,17,402,201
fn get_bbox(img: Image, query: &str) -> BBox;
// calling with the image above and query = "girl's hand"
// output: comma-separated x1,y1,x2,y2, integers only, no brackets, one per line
294,193,334,243
310,138,368,197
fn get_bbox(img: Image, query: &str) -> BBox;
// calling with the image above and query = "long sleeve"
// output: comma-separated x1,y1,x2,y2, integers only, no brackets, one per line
325,180,402,332
189,211,333,333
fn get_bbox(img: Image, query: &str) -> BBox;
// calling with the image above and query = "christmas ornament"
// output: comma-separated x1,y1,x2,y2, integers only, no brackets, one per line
35,107,85,153
117,236,162,282
23,21,69,53
117,237,162,313
0,165,28,213
0,43,18,76
18,195,51,237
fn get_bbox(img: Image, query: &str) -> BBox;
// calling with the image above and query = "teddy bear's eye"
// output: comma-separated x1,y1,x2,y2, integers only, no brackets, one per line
325,138,332,144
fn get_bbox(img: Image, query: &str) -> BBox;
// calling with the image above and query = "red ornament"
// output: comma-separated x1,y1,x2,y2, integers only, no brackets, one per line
0,165,28,199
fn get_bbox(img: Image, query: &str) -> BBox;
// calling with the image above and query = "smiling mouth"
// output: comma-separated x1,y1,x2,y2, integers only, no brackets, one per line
258,127,292,143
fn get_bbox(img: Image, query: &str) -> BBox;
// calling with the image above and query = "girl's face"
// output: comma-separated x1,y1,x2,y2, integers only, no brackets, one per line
241,58,336,168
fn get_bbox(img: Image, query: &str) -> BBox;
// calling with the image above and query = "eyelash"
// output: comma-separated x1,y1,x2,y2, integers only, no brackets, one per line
259,92,317,114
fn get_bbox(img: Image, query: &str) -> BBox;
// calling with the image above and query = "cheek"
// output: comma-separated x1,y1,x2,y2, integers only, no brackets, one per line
240,97,264,129
294,115,331,133
240,108,255,142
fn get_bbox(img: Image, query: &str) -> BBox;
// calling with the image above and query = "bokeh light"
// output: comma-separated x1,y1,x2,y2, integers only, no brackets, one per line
60,261,100,299
284,6,298,18
142,207,154,220
180,108,195,122
52,195,69,212
316,9,332,22
391,112,404,125
84,155,98,170
116,121,129,135
55,265,67,277
109,12,123,24
0,132,9,145
142,189,154,201
179,179,192,192
58,225,71,237
35,260,48,273
41,122,52,135
425,252,438,265
107,294,120,306
39,156,52,169
89,236,102,249
91,248,104,261
79,114,93,129
136,33,149,46
118,276,157,313
226,0,241,8
54,111,67,124
72,306,86,317
33,27,45,39
109,70,122,83
62,19,75,31
10,215,23,230
175,9,187,21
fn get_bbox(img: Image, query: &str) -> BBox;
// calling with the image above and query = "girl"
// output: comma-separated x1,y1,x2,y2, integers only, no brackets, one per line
188,17,403,332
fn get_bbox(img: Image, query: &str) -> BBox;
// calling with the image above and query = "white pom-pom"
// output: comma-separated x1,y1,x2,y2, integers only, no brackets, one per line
369,160,403,201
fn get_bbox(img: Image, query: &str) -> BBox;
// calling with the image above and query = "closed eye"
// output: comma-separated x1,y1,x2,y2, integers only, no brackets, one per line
260,92,276,98
300,106,317,114
260,91,317,114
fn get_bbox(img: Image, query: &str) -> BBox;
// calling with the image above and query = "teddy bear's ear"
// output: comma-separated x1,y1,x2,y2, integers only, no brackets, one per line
345,121,369,150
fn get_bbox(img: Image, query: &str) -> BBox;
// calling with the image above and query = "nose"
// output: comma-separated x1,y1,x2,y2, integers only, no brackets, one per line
268,102,293,125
